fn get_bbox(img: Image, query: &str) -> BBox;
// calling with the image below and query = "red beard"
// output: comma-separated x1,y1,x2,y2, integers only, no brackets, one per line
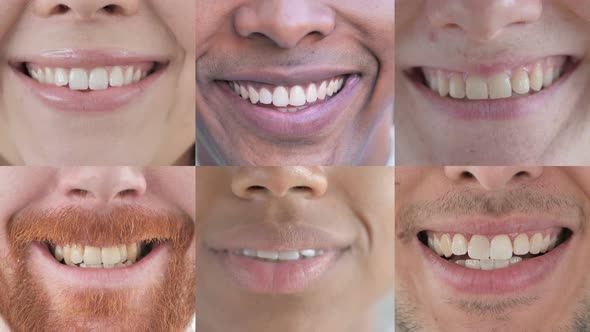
0,205,196,332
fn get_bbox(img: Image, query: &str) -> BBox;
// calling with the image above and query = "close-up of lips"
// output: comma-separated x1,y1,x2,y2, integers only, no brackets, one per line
0,167,196,331
396,166,590,332
196,166,394,332
195,0,395,166
0,0,195,166
395,0,590,165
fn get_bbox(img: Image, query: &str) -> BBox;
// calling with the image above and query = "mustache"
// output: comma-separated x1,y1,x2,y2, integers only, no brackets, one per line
7,205,194,250
396,188,586,243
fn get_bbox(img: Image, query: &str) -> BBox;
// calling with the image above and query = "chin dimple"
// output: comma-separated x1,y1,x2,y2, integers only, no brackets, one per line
51,242,147,268
422,56,568,100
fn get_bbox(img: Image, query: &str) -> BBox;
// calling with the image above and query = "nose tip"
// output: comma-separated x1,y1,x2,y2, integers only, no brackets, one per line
231,167,328,199
234,1,335,49
444,166,544,190
426,0,543,42
33,0,140,19
57,167,147,203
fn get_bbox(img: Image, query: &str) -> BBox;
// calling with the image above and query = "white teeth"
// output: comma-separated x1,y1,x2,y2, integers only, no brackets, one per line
69,68,89,90
259,88,273,104
429,231,562,270
53,243,143,268
306,84,318,103
248,86,259,104
109,66,124,87
465,76,488,100
236,248,327,261
489,234,513,260
28,65,149,90
439,234,452,258
88,68,109,90
467,235,490,260
229,77,345,110
488,73,512,99
289,86,306,106
427,60,565,100
451,233,468,256
513,233,530,255
511,69,530,95
272,86,289,107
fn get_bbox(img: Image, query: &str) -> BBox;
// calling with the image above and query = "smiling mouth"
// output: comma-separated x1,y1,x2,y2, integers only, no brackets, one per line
408,56,579,100
418,228,572,270
13,61,167,91
211,247,330,262
44,241,161,269
221,75,349,113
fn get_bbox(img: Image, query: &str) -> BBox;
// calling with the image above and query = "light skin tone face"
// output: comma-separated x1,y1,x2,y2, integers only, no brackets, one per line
196,1,394,165
396,167,590,331
395,0,590,165
0,0,195,165
196,167,394,331
0,167,196,331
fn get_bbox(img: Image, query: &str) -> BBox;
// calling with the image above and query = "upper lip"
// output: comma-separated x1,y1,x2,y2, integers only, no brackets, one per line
218,67,360,86
417,215,575,236
206,224,353,252
8,49,170,68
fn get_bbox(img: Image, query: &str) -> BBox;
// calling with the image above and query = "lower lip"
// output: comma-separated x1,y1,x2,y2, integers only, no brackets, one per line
215,76,361,139
12,66,166,113
420,237,571,294
408,64,577,120
30,242,169,287
214,250,342,294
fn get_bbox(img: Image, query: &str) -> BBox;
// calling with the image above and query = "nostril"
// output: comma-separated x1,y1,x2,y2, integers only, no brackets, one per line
460,171,475,179
102,4,121,14
52,4,70,15
246,185,267,193
69,189,90,198
117,189,138,198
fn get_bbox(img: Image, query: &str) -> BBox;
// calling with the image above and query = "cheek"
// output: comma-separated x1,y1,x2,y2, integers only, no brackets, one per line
0,1,26,42
560,0,590,22
150,0,195,53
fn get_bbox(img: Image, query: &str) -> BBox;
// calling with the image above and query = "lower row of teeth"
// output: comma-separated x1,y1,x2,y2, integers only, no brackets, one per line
235,248,326,261
51,243,142,268
428,232,560,270
229,78,345,111
27,66,149,91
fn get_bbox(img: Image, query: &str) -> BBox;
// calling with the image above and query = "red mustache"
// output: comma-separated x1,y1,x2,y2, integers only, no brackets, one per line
7,205,194,251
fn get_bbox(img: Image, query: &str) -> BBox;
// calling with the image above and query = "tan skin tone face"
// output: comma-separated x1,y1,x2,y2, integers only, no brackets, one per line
0,167,196,331
0,0,195,165
196,167,394,331
396,167,590,331
395,0,590,165
196,1,394,165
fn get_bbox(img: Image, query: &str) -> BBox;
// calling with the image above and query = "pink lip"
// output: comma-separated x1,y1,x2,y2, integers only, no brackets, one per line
9,49,169,113
213,250,343,294
30,242,170,287
420,235,571,294
214,75,361,139
406,59,579,120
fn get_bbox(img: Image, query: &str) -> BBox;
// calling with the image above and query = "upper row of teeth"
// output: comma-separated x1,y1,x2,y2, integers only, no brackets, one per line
424,63,563,100
428,232,559,260
229,78,345,109
27,66,149,91
52,243,140,268
236,248,326,261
